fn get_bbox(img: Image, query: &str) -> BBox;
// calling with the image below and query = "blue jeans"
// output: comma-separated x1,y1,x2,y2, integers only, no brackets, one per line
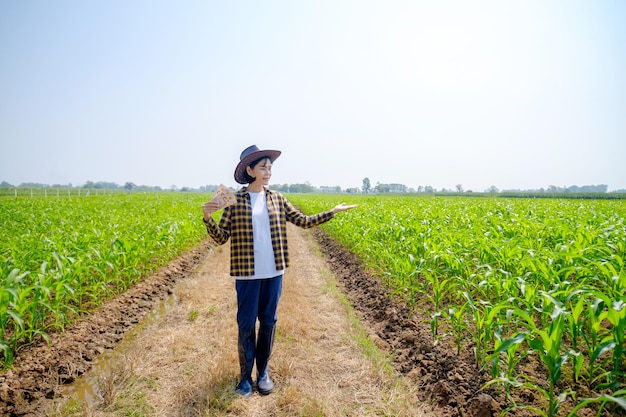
235,275,283,330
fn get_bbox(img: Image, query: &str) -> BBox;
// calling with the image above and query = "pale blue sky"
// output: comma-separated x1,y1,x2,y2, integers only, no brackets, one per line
1,1,625,191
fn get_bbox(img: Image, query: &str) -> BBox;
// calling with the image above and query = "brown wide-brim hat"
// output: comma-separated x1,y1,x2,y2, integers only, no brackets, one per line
234,145,282,184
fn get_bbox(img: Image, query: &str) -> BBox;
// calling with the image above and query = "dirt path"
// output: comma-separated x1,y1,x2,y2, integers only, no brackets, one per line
13,225,432,417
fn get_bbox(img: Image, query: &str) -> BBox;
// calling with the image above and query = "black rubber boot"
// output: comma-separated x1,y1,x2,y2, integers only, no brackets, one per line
235,327,255,397
255,324,276,395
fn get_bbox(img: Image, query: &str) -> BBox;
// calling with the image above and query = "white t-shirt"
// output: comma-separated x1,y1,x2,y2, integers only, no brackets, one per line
237,191,283,280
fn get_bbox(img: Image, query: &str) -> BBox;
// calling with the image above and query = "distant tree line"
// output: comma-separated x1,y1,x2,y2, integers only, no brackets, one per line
502,184,611,193
2,180,625,197
1,180,165,192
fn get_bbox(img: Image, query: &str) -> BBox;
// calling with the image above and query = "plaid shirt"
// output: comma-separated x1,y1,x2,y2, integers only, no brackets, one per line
203,187,335,277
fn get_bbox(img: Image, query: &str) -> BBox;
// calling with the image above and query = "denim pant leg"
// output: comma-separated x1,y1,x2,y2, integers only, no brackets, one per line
258,275,283,327
236,275,283,330
236,280,260,330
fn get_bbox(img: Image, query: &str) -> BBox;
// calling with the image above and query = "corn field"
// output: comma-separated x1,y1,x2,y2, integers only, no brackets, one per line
291,194,626,416
2,192,625,415
0,193,208,367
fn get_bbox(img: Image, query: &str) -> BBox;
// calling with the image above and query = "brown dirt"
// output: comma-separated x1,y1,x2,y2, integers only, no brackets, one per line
0,225,622,416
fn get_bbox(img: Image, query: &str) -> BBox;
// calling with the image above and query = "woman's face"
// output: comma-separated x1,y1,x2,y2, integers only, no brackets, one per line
246,157,273,186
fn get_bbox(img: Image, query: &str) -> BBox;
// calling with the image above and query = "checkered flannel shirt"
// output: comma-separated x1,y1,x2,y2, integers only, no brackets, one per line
203,187,335,277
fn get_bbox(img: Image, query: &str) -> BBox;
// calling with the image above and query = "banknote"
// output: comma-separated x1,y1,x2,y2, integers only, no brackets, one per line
210,184,237,209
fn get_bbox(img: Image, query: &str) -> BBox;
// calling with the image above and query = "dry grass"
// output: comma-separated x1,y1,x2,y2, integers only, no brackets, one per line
51,227,434,417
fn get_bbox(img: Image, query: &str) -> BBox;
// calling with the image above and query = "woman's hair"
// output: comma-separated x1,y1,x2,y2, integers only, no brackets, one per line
243,156,272,184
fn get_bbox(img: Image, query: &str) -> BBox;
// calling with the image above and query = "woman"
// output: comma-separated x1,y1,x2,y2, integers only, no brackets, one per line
202,145,357,397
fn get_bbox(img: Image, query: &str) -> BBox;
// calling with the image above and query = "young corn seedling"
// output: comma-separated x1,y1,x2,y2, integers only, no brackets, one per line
593,291,626,390
563,288,588,352
0,269,26,367
447,303,469,355
489,327,526,383
583,296,615,391
462,291,508,370
422,270,457,337
516,304,572,417
566,388,626,416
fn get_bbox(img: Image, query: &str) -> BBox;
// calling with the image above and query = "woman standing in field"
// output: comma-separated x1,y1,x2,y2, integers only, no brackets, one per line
201,145,357,397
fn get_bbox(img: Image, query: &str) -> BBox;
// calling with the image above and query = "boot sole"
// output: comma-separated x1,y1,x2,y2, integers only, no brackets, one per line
257,377,274,395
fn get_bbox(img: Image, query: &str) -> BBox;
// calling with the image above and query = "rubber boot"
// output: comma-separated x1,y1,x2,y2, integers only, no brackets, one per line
235,327,255,397
255,324,276,395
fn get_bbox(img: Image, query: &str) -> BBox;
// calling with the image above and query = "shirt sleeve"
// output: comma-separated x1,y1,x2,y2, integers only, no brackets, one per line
282,195,335,229
203,208,231,245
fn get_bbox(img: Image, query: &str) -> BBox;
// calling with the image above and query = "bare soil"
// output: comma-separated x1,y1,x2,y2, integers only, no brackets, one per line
0,225,622,416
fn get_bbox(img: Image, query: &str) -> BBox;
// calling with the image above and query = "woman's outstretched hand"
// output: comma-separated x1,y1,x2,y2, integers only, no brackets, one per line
331,203,358,214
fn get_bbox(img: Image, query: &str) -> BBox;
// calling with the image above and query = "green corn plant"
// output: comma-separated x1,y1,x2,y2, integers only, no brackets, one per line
484,376,573,417
563,288,588,352
568,349,585,386
566,388,626,416
36,261,77,331
423,272,457,320
606,299,625,388
462,292,509,370
430,311,443,342
489,327,526,383
552,288,591,385
582,296,616,390
447,303,469,355
0,270,26,332
516,305,572,417
0,268,29,366
590,290,626,390
595,254,624,298
516,274,540,312
22,282,52,340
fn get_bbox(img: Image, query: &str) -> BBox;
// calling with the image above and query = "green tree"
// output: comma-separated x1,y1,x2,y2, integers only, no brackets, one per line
362,177,371,194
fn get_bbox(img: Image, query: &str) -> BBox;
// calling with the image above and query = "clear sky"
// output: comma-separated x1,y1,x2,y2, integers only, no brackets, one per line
1,1,625,192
